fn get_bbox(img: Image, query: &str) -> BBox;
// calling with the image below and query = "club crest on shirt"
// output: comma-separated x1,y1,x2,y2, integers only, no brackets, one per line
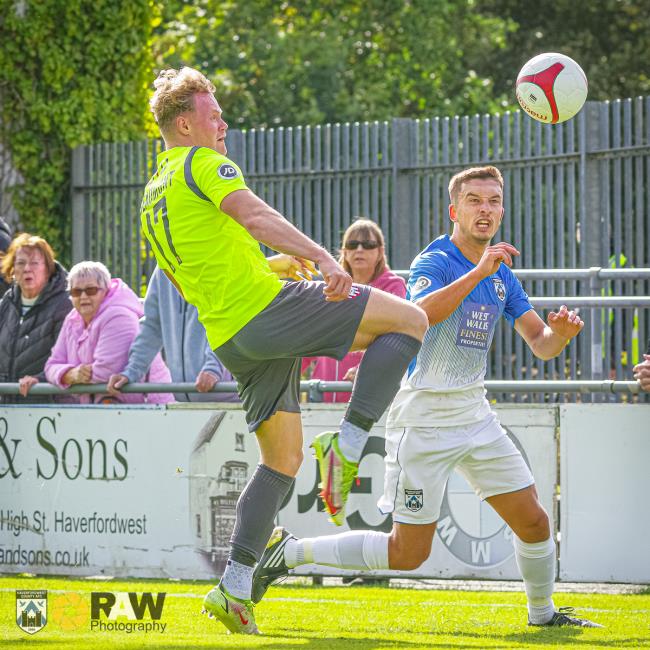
217,163,238,180
405,489,423,512
348,285,362,299
412,276,431,295
492,278,506,301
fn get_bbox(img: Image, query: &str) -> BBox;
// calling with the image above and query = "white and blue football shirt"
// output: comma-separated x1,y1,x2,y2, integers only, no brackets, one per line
387,234,533,428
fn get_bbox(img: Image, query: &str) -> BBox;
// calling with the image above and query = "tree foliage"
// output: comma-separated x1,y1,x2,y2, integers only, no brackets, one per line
154,0,513,128
0,0,156,260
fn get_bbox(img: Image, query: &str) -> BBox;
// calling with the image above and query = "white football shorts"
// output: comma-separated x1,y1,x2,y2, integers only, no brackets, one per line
377,413,535,524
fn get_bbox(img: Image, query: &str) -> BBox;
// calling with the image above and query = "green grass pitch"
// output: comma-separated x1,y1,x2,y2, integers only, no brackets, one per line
1,575,649,649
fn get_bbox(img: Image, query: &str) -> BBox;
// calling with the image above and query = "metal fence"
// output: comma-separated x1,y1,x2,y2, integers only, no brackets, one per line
67,98,650,397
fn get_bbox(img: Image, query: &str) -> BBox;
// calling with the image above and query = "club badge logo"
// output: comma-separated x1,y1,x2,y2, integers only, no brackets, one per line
492,278,506,301
412,276,431,295
348,285,362,299
405,488,424,512
16,590,47,635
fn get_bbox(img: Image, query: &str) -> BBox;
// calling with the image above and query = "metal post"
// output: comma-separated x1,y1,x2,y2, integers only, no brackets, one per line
579,103,606,399
227,129,245,167
589,267,604,380
391,118,417,269
307,381,323,403
70,146,88,264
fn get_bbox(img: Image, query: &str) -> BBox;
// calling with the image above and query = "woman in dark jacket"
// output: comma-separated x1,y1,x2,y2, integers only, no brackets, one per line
0,233,72,403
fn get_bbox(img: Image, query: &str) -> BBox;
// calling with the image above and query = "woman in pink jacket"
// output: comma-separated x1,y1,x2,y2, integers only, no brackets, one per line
41,261,173,404
303,218,407,402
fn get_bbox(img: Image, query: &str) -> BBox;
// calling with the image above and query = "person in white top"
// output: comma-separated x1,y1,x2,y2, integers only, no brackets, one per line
251,165,602,629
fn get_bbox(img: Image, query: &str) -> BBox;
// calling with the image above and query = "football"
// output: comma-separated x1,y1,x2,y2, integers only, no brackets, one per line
515,53,588,124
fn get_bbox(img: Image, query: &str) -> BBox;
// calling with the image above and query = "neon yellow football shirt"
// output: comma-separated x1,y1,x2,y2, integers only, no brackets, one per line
140,146,283,349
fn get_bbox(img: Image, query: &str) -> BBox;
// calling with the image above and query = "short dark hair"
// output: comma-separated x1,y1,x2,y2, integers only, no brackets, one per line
448,166,503,204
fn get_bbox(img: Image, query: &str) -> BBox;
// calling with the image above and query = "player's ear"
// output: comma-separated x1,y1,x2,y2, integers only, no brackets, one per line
449,204,457,223
176,113,191,136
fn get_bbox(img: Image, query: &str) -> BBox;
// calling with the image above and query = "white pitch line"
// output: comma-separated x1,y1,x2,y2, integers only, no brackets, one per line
4,588,646,614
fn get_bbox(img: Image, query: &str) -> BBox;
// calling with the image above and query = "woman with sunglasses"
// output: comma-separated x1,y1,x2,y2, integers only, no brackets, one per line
303,219,406,402
29,261,173,404
0,233,73,403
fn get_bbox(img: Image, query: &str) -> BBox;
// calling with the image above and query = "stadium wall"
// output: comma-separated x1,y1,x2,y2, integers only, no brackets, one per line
1,403,648,583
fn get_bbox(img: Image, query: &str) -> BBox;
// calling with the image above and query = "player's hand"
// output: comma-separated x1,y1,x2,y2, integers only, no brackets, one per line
474,242,520,279
319,257,353,302
633,354,650,392
107,373,129,395
196,370,218,393
18,375,38,397
547,305,584,340
267,254,318,281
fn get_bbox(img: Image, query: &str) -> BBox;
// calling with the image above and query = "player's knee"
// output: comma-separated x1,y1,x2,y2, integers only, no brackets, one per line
285,448,304,475
410,305,429,340
521,507,551,541
262,447,303,477
398,303,428,341
388,537,431,571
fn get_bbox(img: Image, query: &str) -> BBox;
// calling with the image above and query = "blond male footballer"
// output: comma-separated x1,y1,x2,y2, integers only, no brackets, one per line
136,67,427,634
253,166,602,629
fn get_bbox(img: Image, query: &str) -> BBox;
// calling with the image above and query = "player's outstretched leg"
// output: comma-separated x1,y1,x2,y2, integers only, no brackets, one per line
317,290,427,524
202,582,259,634
252,526,391,603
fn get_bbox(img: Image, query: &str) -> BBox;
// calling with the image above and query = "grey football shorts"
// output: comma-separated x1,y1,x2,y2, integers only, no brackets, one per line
214,280,371,432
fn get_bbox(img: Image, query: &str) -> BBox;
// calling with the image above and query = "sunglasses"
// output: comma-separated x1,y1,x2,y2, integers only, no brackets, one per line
344,240,380,250
70,286,101,298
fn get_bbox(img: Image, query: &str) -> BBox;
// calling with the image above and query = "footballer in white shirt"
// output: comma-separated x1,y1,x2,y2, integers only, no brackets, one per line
252,165,601,629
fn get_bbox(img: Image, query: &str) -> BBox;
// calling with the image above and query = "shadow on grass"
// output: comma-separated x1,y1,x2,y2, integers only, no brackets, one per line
3,628,641,650
0,639,473,650
504,627,648,647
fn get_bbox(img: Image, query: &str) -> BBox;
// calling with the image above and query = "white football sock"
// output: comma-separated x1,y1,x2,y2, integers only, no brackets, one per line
221,559,254,601
513,535,556,624
338,420,369,462
284,530,389,570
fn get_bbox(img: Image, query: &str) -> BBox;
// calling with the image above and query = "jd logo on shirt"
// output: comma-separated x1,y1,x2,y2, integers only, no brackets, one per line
218,164,238,180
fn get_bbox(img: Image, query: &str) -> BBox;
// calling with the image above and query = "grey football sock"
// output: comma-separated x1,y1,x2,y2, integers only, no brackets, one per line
346,332,421,425
228,464,295,570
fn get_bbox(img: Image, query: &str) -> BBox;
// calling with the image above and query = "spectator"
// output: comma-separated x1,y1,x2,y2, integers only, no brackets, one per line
29,261,173,404
0,216,13,295
633,339,650,392
303,219,406,402
108,267,239,402
0,233,72,403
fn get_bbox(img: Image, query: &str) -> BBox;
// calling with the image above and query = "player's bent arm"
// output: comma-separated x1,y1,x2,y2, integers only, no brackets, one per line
514,310,571,361
415,268,484,325
220,189,333,266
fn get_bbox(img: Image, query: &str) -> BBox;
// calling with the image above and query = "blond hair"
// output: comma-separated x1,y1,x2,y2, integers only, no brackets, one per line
150,67,216,136
338,218,388,283
1,233,56,282
448,166,503,204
